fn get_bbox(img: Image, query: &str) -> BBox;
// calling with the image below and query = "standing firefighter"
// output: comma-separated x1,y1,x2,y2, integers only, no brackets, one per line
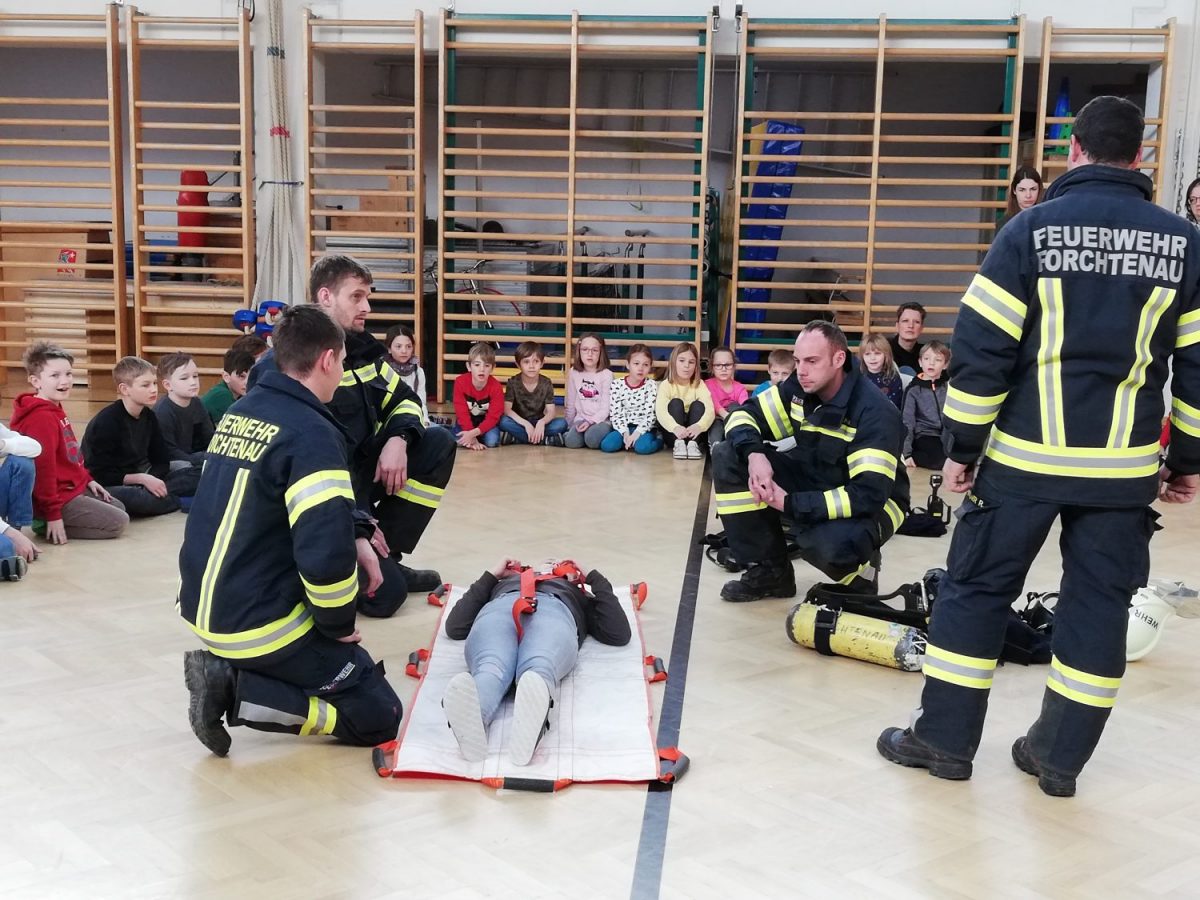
714,321,910,601
878,97,1200,797
180,307,402,756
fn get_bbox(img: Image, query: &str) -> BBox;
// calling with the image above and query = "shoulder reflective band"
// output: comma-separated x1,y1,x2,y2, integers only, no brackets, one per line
847,447,898,480
725,409,759,435
922,643,997,689
1036,278,1067,447
1046,655,1120,708
961,273,1027,341
985,428,1160,479
301,570,358,609
944,385,1007,426
822,486,852,519
756,386,793,441
1108,286,1175,449
1177,308,1200,350
189,601,315,660
300,696,338,736
197,468,250,632
338,371,357,387
1170,396,1200,439
285,470,355,526
714,490,767,516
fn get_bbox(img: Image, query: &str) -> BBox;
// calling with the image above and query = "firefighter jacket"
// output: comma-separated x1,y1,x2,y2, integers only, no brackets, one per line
944,164,1200,507
178,370,360,664
725,366,910,529
250,330,426,513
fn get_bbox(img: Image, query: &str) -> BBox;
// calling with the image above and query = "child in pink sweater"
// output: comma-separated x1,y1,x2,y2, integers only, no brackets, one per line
704,346,749,444
563,333,614,450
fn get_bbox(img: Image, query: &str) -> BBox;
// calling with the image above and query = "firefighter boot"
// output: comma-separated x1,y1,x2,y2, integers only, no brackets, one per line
394,556,442,593
1011,737,1076,798
720,560,797,603
876,727,973,780
184,650,235,757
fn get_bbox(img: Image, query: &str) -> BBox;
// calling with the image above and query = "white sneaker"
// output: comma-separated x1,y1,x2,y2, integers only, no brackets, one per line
509,671,551,766
673,438,687,459
686,439,702,460
443,672,488,762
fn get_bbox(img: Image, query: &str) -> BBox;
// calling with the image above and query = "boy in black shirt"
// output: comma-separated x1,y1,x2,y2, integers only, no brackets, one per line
154,352,214,465
81,357,201,517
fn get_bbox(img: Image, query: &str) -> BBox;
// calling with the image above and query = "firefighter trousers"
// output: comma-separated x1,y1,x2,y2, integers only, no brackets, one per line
712,441,895,586
373,424,456,555
912,486,1158,778
230,636,403,747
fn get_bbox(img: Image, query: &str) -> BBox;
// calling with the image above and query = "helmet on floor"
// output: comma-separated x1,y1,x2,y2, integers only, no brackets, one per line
1126,586,1175,662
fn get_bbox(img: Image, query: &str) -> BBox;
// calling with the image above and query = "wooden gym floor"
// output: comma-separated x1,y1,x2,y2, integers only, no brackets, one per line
3,445,1199,898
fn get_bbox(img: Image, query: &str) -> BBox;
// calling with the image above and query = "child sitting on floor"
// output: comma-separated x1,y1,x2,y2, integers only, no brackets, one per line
500,340,569,446
11,342,128,544
601,343,662,454
384,323,428,421
656,341,714,461
442,557,630,765
859,332,905,410
563,333,613,450
82,356,201,517
704,345,748,445
202,347,255,426
0,420,41,578
752,348,795,397
154,352,214,465
902,340,952,471
453,342,504,450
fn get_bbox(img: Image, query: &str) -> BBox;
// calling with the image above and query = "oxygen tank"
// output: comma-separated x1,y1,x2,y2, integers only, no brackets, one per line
786,603,925,671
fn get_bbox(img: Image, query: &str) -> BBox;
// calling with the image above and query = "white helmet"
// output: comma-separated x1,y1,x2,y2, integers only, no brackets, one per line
1127,586,1176,662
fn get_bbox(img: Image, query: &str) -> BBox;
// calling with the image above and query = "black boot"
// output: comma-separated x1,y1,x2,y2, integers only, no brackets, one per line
1011,736,1076,797
184,650,235,757
876,726,973,780
720,560,796,602
394,557,442,593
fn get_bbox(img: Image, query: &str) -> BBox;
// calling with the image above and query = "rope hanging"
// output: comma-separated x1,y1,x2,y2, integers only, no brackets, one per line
252,0,304,306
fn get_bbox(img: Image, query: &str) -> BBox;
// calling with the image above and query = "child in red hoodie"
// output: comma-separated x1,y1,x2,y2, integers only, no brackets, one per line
10,342,128,544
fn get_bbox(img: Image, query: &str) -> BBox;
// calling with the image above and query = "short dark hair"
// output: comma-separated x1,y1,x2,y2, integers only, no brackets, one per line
896,301,927,323
514,340,545,364
156,351,194,382
222,348,256,376
231,334,269,359
273,306,345,378
309,254,373,304
1073,96,1144,166
801,320,851,370
23,340,74,377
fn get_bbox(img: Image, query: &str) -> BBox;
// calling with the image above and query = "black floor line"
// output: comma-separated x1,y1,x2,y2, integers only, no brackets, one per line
629,456,713,900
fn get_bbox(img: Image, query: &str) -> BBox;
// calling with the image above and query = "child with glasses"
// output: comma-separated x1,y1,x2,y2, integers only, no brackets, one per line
704,346,748,445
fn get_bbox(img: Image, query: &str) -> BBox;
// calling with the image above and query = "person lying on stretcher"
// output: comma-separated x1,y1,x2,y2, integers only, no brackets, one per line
442,557,631,765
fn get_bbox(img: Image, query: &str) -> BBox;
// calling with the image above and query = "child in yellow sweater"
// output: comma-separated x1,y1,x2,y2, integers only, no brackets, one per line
655,342,714,460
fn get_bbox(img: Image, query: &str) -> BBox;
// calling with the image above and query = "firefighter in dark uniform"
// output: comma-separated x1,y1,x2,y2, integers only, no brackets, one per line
878,97,1200,797
250,255,456,618
715,320,910,602
180,306,402,756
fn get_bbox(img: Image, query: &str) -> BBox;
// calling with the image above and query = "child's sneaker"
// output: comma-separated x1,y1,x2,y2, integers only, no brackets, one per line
686,439,702,460
545,433,565,447
509,671,551,766
443,672,488,762
673,438,687,459
499,431,517,446
0,556,27,582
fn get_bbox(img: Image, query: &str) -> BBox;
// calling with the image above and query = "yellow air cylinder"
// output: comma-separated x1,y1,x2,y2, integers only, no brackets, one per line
786,603,925,671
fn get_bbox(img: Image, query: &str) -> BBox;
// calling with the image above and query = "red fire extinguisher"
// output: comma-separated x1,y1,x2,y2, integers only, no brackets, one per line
178,170,210,248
